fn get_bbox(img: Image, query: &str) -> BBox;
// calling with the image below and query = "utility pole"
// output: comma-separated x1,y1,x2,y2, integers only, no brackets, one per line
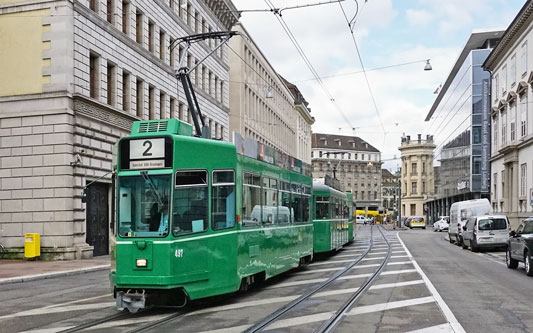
397,178,402,228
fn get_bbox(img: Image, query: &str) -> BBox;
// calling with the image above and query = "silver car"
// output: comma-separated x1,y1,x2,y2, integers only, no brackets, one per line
462,215,509,252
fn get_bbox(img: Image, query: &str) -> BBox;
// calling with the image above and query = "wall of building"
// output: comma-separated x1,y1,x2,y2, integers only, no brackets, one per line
0,0,237,259
228,23,300,157
489,16,533,229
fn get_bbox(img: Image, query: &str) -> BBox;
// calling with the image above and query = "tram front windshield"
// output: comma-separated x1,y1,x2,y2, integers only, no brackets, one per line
118,174,171,237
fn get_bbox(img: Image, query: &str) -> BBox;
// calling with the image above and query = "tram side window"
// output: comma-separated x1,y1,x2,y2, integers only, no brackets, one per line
173,170,208,236
242,172,261,227
212,170,235,230
291,184,310,223
279,181,291,224
315,196,330,219
261,177,278,224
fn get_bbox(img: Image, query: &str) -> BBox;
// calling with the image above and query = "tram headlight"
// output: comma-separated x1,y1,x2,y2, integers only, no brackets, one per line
136,258,147,267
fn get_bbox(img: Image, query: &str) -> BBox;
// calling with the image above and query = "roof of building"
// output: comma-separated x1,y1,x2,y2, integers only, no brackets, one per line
425,29,505,121
311,133,380,152
382,169,396,178
483,1,533,70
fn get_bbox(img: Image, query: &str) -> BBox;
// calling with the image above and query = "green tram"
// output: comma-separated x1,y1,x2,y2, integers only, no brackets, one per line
112,119,315,312
312,183,354,253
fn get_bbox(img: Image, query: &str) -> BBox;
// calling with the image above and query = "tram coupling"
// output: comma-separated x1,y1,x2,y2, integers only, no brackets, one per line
116,289,146,313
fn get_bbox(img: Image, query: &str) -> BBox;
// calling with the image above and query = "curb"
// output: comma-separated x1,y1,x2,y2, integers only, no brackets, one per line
0,264,111,285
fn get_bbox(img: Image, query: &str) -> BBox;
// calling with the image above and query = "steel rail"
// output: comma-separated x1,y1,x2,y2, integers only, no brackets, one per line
126,310,188,333
314,226,392,333
243,226,375,333
58,311,134,333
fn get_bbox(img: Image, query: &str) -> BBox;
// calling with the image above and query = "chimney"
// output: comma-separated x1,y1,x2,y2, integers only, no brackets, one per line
418,134,421,143
406,135,410,142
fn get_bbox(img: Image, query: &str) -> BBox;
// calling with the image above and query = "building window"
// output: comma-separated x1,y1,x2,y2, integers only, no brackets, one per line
361,191,365,200
208,70,213,95
511,55,516,85
122,1,129,34
411,162,417,174
170,38,176,68
422,162,426,174
148,21,154,53
412,181,417,194
170,97,176,118
502,65,507,94
410,204,416,216
494,74,499,99
106,0,114,24
510,103,516,142
374,191,377,200
521,94,528,137
493,172,498,202
501,170,505,199
122,71,130,112
493,116,498,150
178,101,185,120
136,78,143,118
107,62,116,106
148,85,155,119
89,53,100,99
521,42,528,76
159,29,166,61
186,2,192,27
473,156,481,175
520,163,527,197
135,10,143,44
159,91,166,119
502,110,507,145
90,0,98,12
422,181,426,193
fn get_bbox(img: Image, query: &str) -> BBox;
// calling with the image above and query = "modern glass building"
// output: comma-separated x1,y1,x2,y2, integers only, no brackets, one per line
425,31,504,222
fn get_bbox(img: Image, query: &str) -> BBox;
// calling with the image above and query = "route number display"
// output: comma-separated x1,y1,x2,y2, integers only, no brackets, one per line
129,138,165,169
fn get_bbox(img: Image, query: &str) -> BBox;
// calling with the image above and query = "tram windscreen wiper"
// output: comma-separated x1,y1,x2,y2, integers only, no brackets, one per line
140,171,163,207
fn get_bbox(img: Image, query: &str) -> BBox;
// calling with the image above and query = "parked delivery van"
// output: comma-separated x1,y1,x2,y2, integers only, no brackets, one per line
448,198,492,246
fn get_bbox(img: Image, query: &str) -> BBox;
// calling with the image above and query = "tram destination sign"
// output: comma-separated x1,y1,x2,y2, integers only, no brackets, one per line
119,137,173,170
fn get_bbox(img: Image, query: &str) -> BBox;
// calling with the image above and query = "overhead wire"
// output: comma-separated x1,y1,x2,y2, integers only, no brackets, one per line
263,0,355,129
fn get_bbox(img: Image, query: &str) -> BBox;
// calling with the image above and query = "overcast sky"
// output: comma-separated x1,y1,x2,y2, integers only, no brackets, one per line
231,0,525,171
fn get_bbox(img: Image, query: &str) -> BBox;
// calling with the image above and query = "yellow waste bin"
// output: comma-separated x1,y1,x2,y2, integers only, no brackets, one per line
24,233,40,259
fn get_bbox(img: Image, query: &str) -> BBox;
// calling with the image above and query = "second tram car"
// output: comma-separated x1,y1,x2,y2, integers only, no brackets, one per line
312,183,354,253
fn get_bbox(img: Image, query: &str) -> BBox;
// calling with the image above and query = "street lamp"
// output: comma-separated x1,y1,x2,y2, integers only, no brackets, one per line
424,59,432,71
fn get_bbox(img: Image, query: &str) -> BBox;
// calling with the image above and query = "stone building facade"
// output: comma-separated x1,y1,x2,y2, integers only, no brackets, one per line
484,1,533,229
399,135,436,219
381,169,400,215
311,133,382,211
0,0,238,259
228,23,313,162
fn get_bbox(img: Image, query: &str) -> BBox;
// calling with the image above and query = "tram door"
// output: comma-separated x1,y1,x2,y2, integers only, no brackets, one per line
86,182,109,256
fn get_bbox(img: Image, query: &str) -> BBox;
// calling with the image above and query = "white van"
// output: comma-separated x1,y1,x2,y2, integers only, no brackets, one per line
448,199,492,246
462,215,509,251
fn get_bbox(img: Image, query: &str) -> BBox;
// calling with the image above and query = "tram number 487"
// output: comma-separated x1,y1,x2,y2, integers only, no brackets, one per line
175,249,184,258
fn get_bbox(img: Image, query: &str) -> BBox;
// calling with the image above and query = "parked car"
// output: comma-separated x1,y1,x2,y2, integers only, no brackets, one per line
462,215,509,252
433,216,450,232
355,215,366,224
410,217,426,229
506,217,533,276
404,217,412,228
448,199,492,246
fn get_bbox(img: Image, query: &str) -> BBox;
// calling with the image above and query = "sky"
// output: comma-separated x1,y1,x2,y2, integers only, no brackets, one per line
230,0,526,171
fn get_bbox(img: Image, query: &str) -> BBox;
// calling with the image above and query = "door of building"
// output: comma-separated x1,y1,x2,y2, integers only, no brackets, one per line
86,182,109,256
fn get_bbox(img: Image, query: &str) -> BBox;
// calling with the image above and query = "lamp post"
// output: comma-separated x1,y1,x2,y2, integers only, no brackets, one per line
397,178,402,228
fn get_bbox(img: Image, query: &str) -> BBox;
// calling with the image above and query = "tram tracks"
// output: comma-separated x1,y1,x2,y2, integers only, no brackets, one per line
244,225,392,332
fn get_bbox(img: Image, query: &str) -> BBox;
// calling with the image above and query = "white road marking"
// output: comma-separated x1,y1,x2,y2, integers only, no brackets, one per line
20,328,75,333
199,296,436,333
267,269,419,289
397,233,466,333
405,323,457,333
0,302,116,320
297,261,413,274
